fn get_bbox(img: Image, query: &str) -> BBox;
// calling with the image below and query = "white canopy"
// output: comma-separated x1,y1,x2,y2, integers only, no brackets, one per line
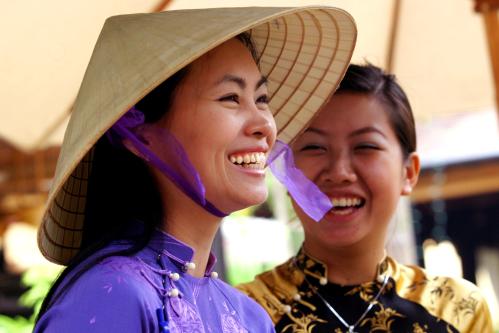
1,0,496,152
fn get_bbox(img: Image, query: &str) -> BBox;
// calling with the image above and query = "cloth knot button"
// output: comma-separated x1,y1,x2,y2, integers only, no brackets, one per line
168,288,180,298
184,262,196,271
169,272,180,281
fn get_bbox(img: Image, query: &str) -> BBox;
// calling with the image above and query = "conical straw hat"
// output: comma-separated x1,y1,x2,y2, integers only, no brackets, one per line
38,6,357,264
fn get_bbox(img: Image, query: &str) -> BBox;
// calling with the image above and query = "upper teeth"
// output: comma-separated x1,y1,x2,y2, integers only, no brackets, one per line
331,197,362,207
229,152,266,166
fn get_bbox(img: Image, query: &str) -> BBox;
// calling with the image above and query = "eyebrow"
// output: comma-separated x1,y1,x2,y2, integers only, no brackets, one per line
256,76,268,90
303,126,387,138
349,126,387,139
303,127,328,136
217,74,268,90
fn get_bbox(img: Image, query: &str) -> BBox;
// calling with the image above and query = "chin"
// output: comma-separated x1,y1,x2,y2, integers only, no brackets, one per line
326,236,359,248
308,222,360,242
228,188,268,213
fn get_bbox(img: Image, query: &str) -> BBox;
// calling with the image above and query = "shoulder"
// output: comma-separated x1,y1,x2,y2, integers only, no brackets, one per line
394,259,485,300
392,259,493,333
214,279,272,319
237,258,299,324
35,254,159,333
208,278,275,332
67,255,153,297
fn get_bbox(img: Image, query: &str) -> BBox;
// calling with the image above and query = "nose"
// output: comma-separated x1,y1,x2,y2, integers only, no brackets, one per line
320,151,357,185
244,106,276,143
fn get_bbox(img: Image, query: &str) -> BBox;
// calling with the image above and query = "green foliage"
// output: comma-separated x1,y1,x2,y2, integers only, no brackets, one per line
226,261,277,286
0,265,60,333
0,316,32,333
230,206,254,218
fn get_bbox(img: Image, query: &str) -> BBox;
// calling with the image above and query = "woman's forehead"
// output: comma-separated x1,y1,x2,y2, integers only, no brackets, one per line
301,94,393,135
182,40,262,89
190,38,249,68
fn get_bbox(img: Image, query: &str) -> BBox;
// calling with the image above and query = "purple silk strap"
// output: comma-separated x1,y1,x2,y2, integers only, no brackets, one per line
268,140,333,222
107,108,227,218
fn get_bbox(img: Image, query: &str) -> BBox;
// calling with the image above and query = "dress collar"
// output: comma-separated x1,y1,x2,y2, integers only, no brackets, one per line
294,247,390,285
148,228,217,276
294,247,328,283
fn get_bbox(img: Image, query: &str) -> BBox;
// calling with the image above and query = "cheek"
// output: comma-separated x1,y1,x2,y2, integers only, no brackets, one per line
362,158,404,197
180,114,236,149
208,112,242,138
294,156,324,181
292,200,315,229
177,130,204,155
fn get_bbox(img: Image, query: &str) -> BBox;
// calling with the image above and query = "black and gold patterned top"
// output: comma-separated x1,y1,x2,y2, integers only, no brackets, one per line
238,248,493,333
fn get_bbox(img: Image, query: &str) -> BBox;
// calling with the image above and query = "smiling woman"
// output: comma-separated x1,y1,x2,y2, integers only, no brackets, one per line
239,64,493,333
32,6,356,333
150,39,276,214
292,92,415,251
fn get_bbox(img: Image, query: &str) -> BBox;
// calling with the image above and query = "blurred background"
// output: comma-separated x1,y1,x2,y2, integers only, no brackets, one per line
1,0,498,331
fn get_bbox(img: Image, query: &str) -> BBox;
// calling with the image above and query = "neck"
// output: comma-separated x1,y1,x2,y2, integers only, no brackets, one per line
160,182,222,278
303,238,386,285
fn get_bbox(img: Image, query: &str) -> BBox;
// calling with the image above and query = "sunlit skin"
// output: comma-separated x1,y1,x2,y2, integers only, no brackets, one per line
129,38,276,277
291,92,420,284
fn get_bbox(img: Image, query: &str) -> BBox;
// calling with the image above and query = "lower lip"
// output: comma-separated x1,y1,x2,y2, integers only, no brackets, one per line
323,205,362,223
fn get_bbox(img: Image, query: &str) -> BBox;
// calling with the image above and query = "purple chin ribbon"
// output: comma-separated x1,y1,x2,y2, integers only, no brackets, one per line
268,140,333,222
107,107,227,218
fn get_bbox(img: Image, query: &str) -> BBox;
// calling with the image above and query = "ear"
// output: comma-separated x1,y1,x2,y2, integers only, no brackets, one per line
401,152,420,196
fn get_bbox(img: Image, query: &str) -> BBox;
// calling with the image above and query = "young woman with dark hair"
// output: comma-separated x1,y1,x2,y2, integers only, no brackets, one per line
240,64,493,333
33,7,356,332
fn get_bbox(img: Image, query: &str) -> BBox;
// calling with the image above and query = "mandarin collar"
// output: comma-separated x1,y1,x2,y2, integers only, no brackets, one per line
148,228,217,276
294,247,389,284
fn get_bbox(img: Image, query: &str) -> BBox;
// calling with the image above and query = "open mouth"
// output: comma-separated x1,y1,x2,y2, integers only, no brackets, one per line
229,152,266,170
329,197,365,215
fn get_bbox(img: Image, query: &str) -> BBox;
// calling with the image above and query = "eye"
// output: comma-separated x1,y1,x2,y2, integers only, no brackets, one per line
256,94,269,105
355,143,381,151
219,94,239,103
300,144,326,152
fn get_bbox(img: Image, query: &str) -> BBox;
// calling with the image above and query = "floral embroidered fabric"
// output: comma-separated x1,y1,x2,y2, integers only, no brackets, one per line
238,248,493,333
34,224,275,333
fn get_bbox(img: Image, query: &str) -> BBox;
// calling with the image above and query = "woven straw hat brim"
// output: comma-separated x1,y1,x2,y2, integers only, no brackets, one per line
38,6,357,265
